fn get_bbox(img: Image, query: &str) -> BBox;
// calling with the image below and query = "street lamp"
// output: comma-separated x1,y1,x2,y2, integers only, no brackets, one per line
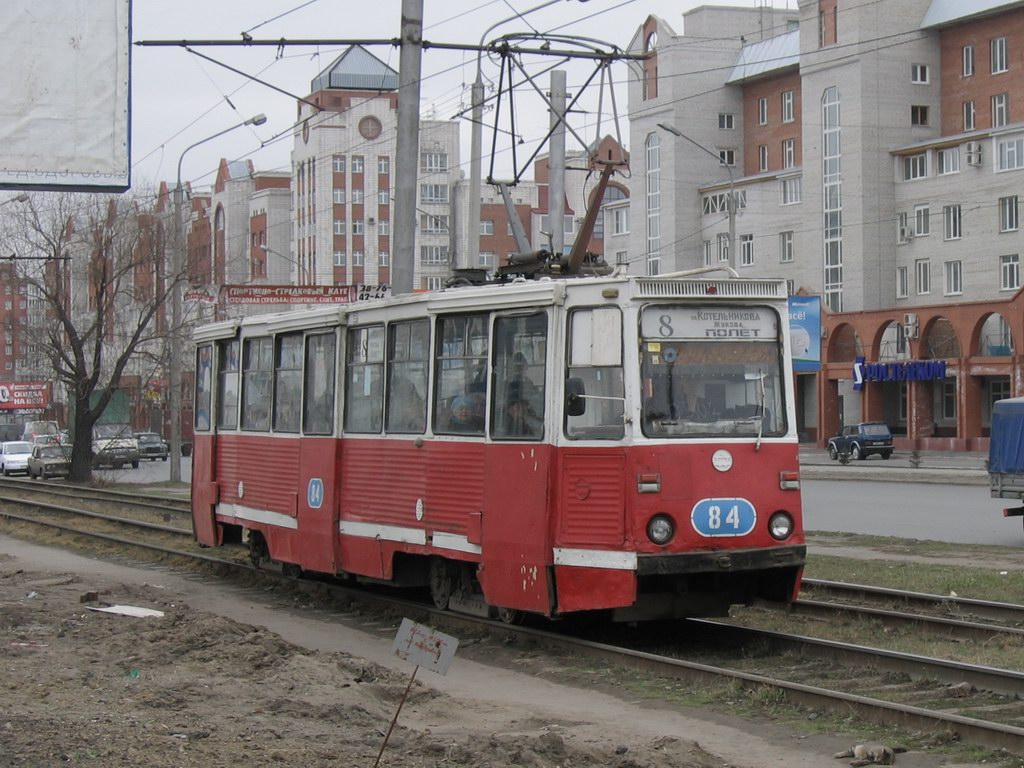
1,193,29,208
657,122,736,271
259,243,300,283
169,113,267,483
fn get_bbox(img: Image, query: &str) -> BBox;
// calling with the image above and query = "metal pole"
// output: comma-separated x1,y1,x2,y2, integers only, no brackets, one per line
169,114,266,483
548,70,567,257
392,0,423,295
657,123,736,271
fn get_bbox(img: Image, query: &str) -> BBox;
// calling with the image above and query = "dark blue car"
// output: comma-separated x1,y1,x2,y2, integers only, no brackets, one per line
827,422,893,461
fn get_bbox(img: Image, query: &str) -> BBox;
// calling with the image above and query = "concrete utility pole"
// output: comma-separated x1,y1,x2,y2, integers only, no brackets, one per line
170,114,265,483
392,0,423,295
657,123,736,271
548,70,567,257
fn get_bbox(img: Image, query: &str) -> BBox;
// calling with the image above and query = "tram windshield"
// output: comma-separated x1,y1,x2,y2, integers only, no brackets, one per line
640,305,786,438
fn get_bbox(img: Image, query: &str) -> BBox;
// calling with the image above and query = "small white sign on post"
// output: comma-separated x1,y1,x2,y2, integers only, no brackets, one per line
375,619,461,768
391,617,459,675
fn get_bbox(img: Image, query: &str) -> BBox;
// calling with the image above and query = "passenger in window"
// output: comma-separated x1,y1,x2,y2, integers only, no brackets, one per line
448,395,483,432
504,382,542,437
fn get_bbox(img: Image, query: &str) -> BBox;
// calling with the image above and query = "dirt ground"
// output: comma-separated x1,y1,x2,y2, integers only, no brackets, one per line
0,534,1000,768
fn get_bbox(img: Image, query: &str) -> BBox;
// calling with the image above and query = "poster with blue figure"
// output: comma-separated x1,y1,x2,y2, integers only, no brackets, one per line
788,296,821,372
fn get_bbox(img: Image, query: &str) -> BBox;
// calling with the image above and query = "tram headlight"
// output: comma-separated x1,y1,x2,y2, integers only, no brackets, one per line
768,512,794,541
646,514,675,545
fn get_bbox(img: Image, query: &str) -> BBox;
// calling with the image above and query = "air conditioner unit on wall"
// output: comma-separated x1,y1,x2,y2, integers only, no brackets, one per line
904,323,920,339
965,141,983,166
904,312,918,326
899,226,914,241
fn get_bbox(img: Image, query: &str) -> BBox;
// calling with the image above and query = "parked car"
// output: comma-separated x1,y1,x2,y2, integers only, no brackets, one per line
21,420,61,445
27,444,71,479
92,423,140,469
0,441,33,476
135,432,169,462
827,421,894,461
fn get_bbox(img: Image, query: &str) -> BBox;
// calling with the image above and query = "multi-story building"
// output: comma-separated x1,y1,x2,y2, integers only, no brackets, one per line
628,0,1024,449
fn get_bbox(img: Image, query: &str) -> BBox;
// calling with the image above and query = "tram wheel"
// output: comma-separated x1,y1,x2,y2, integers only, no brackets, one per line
429,558,454,610
247,534,269,568
282,563,302,579
495,606,525,625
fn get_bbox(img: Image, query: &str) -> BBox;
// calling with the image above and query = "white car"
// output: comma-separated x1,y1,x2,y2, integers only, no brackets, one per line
0,441,33,476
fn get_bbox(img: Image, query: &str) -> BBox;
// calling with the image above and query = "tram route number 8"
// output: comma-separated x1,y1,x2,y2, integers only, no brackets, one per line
690,498,757,538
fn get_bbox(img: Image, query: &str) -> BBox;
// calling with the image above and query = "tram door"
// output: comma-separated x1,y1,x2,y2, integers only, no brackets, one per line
191,341,222,546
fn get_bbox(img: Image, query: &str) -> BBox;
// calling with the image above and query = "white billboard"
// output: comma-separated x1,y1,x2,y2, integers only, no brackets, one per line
0,0,131,191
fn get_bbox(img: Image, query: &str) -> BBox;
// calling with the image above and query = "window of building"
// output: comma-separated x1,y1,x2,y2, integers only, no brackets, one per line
332,155,345,173
758,96,767,125
1000,195,1019,232
822,86,843,312
378,156,390,174
379,250,390,267
963,45,974,77
943,205,961,240
992,93,1009,127
333,250,344,266
903,153,927,180
616,251,627,266
759,144,768,172
351,156,364,174
351,188,364,204
1001,253,1020,290
333,188,346,205
719,149,736,166
378,219,390,236
782,138,796,169
421,245,448,264
911,63,929,83
702,239,711,266
937,147,959,175
942,378,957,419
646,132,661,275
717,232,730,263
914,204,930,236
420,214,449,234
378,189,390,205
915,259,931,294
479,219,494,236
352,219,364,235
997,135,1024,171
612,207,629,235
896,266,909,298
718,113,735,130
740,234,754,266
420,183,448,203
420,152,448,172
944,260,963,295
782,90,795,122
911,105,929,126
479,251,495,268
333,219,346,235
781,176,802,204
963,100,976,131
991,36,1008,74
780,231,794,262
352,250,363,267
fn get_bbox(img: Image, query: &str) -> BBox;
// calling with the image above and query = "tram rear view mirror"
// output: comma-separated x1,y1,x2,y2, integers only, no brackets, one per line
566,378,586,416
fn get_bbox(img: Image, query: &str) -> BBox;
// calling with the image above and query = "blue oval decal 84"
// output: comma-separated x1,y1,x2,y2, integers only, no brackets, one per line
691,498,756,537
307,478,324,510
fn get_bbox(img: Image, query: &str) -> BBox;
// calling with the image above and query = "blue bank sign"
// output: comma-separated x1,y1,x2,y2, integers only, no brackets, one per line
853,355,947,391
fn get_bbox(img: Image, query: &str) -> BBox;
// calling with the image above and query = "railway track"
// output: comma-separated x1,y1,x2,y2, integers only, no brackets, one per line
1,482,1022,758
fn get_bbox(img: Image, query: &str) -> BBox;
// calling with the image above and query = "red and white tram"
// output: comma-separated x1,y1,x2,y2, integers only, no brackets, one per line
190,271,805,622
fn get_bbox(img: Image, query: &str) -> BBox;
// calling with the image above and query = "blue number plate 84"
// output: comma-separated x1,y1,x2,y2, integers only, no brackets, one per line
690,498,757,537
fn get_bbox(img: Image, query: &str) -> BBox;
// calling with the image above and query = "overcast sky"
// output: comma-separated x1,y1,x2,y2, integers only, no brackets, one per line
130,0,798,193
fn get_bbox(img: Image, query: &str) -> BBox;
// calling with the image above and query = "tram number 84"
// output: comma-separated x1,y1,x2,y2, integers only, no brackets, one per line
691,498,757,537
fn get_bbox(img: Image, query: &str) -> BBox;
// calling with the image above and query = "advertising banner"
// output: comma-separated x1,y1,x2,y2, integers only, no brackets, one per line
0,381,51,410
788,296,821,372
221,284,391,305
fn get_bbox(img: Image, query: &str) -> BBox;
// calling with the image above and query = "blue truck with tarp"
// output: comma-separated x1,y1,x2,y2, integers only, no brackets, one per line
988,397,1024,528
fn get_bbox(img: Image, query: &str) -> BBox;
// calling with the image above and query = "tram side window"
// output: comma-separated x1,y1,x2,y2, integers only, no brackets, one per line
345,325,384,433
195,345,213,431
273,333,303,433
303,332,336,435
386,319,429,434
491,313,546,440
565,307,625,440
217,340,240,429
241,337,273,431
434,314,488,435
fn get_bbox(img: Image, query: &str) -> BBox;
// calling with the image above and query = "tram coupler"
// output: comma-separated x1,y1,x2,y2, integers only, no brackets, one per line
1002,506,1024,517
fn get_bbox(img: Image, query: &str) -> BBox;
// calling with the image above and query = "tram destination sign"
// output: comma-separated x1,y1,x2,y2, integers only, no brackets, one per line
852,355,947,391
221,284,391,305
641,307,778,340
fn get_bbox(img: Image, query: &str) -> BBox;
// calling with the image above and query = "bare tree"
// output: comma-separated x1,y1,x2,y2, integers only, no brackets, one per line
3,192,173,482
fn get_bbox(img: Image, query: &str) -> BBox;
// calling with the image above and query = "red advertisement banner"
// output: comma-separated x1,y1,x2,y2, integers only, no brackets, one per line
0,381,51,410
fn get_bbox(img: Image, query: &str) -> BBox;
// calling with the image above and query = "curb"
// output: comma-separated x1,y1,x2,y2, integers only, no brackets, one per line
799,465,989,485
